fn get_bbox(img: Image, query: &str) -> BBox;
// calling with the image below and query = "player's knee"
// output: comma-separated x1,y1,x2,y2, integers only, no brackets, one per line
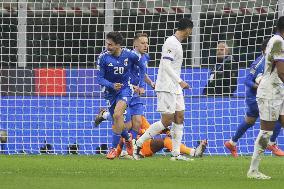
124,121,132,130
260,120,276,131
175,115,184,124
174,111,184,124
113,111,123,121
112,126,123,134
161,114,174,127
132,119,142,131
245,116,257,125
161,119,172,127
279,115,284,127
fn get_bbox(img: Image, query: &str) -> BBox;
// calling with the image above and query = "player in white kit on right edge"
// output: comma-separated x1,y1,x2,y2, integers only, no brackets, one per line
133,18,207,161
247,16,284,179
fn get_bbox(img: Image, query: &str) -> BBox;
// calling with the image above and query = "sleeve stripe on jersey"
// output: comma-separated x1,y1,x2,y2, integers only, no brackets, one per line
163,56,174,61
274,58,284,62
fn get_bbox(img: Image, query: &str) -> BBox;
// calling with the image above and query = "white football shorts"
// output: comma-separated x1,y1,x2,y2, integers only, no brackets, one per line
156,92,185,114
257,98,284,121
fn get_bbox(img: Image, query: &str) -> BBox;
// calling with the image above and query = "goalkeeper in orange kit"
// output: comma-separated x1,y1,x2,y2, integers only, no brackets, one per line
116,116,208,158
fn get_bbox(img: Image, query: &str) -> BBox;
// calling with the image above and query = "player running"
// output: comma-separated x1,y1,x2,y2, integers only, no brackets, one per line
97,31,146,159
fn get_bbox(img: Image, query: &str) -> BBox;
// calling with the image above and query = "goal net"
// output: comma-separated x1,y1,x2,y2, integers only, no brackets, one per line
0,0,283,155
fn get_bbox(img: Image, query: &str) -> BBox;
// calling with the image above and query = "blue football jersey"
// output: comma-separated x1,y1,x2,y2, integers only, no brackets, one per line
97,48,145,99
245,54,265,99
129,52,149,86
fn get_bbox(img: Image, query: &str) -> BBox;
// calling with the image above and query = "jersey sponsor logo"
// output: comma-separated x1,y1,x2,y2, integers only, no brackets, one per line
108,63,113,66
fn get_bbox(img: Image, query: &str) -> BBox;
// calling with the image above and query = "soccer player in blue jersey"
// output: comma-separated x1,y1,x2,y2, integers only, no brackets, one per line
224,38,284,157
95,33,155,158
127,33,155,140
97,31,146,159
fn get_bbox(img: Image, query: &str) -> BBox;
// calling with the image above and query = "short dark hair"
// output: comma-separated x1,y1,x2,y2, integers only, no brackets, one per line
177,18,193,31
277,16,284,33
261,38,270,52
106,31,124,45
134,33,148,42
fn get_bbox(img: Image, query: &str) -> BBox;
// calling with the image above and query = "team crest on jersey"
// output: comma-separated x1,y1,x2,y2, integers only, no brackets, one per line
124,58,128,66
250,68,255,75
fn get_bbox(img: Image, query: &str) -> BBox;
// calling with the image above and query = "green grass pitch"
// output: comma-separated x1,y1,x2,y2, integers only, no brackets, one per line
0,155,283,189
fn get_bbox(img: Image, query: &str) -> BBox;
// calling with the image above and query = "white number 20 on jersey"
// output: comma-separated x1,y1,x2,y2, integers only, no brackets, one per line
114,67,124,74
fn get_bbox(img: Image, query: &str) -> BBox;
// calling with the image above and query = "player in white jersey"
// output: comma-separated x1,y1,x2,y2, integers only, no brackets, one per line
247,16,284,180
133,18,195,161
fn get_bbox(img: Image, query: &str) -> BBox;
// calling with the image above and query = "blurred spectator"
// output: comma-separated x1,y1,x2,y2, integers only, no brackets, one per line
202,42,239,96
95,144,108,155
40,140,53,154
67,143,79,155
0,130,7,154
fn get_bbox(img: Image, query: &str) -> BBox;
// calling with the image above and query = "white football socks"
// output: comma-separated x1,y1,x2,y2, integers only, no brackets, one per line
136,121,165,147
249,130,273,172
171,123,184,157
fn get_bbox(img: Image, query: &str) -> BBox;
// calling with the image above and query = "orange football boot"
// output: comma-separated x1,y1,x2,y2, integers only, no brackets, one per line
267,144,284,156
224,141,238,157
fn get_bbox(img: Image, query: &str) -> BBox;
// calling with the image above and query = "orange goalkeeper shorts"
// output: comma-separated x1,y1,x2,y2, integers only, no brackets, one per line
140,139,154,157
